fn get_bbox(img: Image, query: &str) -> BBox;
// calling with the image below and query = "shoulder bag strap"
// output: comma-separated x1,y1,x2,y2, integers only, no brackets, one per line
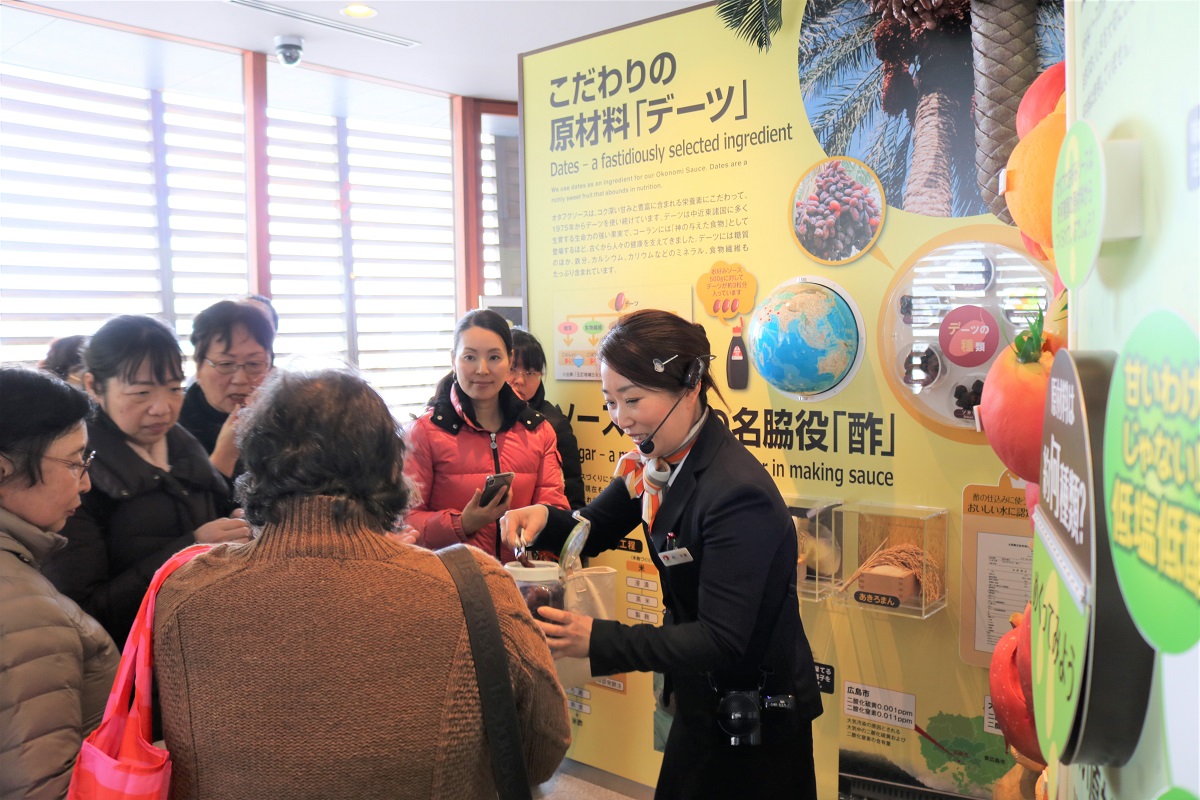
436,544,533,800
115,543,215,745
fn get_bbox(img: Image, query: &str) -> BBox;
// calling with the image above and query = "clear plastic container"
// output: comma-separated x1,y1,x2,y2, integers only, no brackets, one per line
504,560,565,616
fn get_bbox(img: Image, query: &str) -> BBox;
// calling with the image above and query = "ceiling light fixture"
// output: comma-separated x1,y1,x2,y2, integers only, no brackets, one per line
228,0,416,48
340,3,377,19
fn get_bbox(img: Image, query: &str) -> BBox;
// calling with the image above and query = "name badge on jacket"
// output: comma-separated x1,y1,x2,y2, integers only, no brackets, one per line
659,547,694,566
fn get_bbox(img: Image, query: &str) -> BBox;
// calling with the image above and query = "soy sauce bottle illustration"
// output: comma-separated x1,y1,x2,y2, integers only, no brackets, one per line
726,317,749,390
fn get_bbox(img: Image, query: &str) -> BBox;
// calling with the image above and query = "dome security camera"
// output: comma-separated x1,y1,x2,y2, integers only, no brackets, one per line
274,35,304,67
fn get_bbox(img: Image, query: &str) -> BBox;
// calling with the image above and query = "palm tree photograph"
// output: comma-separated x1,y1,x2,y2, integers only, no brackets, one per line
796,0,1064,220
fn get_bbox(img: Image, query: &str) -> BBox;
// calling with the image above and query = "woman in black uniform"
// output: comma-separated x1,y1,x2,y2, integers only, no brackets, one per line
501,309,822,800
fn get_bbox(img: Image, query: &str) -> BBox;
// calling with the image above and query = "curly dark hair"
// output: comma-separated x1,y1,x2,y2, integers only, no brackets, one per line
233,368,412,530
0,366,91,487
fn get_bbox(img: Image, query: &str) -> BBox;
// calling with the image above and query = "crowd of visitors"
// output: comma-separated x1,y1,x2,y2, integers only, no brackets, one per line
3,301,819,800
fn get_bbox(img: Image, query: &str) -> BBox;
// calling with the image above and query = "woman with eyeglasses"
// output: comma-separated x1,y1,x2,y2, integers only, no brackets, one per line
0,366,119,799
179,299,275,478
508,328,586,509
41,315,252,647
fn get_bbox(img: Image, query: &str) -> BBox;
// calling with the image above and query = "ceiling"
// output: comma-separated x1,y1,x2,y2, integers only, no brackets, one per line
13,0,702,103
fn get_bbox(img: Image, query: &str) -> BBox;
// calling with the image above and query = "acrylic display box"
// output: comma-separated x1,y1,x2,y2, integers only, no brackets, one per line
833,502,948,619
784,496,844,602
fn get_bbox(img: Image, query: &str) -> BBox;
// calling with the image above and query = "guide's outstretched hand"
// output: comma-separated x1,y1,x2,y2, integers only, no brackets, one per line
500,504,549,555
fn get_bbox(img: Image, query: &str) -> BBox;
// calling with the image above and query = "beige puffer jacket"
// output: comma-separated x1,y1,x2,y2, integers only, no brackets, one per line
0,507,119,800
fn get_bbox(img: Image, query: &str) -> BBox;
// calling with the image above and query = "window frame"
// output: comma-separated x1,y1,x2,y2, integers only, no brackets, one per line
1,1,499,418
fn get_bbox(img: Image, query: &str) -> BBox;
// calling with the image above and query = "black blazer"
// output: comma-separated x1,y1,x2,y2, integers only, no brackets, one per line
538,413,822,798
538,412,823,707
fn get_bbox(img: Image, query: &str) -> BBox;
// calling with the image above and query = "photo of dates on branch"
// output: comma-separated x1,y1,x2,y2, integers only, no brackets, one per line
792,157,886,265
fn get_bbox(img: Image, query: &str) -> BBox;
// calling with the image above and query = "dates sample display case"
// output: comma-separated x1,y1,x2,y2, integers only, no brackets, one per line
880,242,1052,435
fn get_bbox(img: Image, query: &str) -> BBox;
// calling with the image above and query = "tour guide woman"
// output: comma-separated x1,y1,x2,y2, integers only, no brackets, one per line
502,309,822,799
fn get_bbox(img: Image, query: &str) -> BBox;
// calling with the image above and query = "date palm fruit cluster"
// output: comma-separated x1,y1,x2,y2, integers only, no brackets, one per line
795,161,881,261
870,0,968,32
870,0,969,122
874,17,917,118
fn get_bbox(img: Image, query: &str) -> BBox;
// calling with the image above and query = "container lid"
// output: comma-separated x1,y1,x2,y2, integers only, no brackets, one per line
559,512,592,579
504,560,560,583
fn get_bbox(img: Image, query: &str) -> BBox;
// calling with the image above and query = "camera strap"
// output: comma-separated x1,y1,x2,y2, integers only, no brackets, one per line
705,578,797,698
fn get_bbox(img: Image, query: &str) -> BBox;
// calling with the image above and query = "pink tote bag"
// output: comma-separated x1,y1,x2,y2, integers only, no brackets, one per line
67,545,211,800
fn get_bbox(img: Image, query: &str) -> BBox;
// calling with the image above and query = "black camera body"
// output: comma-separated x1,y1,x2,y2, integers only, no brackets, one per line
717,690,796,746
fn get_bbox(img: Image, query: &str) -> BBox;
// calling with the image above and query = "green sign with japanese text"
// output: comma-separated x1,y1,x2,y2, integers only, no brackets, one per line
1031,526,1089,764
1104,310,1200,653
1053,121,1104,290
1033,350,1154,766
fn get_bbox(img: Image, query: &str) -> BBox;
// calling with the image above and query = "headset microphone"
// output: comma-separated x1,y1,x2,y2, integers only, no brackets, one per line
637,392,687,455
638,357,700,455
637,357,706,456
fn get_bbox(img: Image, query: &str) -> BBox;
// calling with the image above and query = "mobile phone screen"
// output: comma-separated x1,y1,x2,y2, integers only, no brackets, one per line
480,472,514,505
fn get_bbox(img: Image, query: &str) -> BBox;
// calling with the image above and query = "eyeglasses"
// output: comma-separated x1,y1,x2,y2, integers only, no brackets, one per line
511,369,542,381
44,450,96,479
204,358,270,376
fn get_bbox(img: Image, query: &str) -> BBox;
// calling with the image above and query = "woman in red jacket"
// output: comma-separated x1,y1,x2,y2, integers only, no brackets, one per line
404,309,568,562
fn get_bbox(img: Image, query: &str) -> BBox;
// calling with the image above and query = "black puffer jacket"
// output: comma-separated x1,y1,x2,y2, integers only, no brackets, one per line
41,411,235,647
528,381,585,509
178,381,224,455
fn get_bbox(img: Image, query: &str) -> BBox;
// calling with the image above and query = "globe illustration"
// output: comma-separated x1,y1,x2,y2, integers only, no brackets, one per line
747,279,862,397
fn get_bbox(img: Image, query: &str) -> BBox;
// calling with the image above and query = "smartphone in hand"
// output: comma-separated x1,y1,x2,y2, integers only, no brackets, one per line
479,472,515,505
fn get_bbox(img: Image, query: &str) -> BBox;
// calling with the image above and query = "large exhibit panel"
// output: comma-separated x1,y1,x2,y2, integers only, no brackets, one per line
515,1,1133,798
516,0,1200,796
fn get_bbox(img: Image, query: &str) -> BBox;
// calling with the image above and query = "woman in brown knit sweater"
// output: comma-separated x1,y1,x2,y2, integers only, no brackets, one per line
153,368,570,800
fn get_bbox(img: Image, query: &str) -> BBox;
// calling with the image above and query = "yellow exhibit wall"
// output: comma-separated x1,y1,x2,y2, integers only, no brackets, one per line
520,1,1197,798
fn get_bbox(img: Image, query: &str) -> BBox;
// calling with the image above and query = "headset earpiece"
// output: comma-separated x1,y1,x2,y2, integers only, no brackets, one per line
639,356,708,456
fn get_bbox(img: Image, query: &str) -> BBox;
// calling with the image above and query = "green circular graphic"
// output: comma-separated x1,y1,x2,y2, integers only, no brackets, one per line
1031,535,1090,761
1104,310,1200,653
1155,789,1200,800
1052,121,1104,290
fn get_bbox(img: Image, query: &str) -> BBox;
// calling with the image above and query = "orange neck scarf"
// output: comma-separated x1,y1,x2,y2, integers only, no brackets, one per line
614,411,707,530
